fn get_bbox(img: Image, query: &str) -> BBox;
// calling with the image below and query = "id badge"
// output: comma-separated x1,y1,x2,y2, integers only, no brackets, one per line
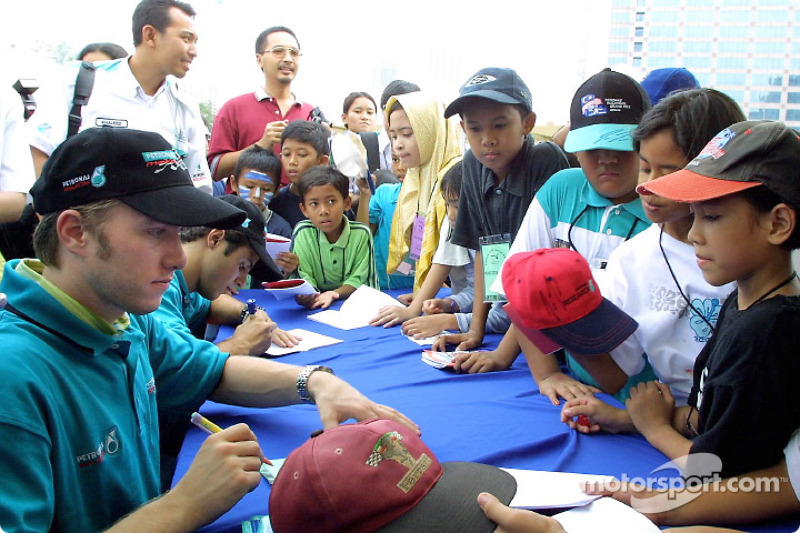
409,214,426,261
479,233,510,303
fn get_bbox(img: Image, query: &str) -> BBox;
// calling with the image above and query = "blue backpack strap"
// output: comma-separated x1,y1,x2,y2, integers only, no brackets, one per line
67,61,96,139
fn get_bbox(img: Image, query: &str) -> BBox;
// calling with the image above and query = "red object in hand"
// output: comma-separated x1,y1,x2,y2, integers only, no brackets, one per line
577,414,591,427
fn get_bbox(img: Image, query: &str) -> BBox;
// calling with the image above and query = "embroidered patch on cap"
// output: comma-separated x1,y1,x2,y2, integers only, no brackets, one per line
580,94,608,117
142,150,187,173
91,165,106,188
692,128,736,163
365,431,432,493
466,74,497,86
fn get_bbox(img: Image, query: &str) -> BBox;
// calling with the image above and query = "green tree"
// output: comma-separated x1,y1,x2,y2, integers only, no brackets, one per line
199,99,217,131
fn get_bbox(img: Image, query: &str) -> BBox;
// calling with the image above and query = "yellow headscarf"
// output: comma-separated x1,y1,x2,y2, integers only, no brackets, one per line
385,92,462,290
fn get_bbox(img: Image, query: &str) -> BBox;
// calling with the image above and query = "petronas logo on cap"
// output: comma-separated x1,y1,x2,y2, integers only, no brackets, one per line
467,74,496,86
242,217,251,229
91,165,107,188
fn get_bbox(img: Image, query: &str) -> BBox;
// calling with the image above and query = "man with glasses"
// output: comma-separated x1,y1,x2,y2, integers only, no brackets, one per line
208,26,328,189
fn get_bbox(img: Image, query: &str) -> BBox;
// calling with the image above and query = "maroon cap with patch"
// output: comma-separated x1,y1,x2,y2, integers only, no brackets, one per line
269,418,516,533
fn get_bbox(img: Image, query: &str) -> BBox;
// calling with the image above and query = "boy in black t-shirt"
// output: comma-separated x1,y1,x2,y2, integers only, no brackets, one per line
563,120,800,479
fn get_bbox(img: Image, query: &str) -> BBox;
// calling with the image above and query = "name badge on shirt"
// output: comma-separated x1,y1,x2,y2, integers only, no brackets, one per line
479,233,510,303
95,118,128,128
409,214,426,261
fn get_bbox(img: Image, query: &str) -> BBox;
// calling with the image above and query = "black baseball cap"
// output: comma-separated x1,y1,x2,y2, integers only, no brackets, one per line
216,195,282,282
640,120,800,208
564,68,651,153
31,128,246,229
444,67,532,118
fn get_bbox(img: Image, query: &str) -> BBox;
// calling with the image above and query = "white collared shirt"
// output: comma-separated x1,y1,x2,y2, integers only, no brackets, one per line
28,58,212,193
1,86,35,195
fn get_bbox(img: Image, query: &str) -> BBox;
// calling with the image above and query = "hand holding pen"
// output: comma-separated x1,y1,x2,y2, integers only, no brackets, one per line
191,412,273,465
169,416,265,529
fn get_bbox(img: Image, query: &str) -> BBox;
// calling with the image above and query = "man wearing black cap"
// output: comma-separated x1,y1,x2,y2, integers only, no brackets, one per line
153,194,297,356
0,127,418,533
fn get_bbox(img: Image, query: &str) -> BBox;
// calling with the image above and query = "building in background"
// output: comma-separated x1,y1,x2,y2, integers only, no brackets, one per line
608,0,800,131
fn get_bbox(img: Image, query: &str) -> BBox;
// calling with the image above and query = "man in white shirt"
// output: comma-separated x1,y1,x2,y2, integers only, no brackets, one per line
0,86,34,224
27,0,212,193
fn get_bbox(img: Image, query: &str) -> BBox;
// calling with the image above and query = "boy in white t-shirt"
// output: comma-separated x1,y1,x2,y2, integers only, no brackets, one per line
564,88,745,405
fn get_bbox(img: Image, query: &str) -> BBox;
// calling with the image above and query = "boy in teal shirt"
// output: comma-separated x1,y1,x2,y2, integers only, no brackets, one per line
485,69,655,404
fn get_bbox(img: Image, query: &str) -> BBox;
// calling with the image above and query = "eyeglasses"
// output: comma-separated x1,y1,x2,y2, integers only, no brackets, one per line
259,46,302,58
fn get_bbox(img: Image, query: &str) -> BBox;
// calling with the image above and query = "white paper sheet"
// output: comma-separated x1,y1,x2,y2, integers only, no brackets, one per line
553,497,660,533
262,279,317,300
265,233,291,259
265,329,343,357
501,468,614,510
404,331,449,346
307,286,404,330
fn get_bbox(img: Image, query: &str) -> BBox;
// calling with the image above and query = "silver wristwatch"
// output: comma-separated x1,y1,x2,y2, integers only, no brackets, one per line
297,365,334,404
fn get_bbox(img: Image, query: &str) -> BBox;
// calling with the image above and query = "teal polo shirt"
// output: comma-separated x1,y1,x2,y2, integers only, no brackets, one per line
533,168,650,269
151,269,211,338
0,260,228,532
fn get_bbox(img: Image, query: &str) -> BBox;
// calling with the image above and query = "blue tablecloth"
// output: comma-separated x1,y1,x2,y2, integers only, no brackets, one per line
172,289,799,532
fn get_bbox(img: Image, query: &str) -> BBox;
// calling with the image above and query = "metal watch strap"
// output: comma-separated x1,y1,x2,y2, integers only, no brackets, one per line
297,365,334,404
239,304,265,324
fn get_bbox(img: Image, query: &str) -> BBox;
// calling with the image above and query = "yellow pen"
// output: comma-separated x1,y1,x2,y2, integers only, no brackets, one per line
190,412,273,465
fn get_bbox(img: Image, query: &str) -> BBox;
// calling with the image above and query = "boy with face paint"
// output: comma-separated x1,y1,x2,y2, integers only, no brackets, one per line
229,145,292,239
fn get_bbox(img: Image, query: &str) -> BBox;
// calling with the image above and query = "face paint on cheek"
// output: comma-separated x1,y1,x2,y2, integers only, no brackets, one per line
239,185,251,199
263,191,274,203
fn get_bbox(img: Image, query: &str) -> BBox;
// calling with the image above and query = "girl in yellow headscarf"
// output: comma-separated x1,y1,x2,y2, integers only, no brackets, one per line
386,93,462,283
370,92,462,327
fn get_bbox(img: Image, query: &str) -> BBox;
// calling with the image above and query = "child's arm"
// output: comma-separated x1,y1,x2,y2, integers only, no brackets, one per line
626,381,693,460
568,351,629,394
587,460,797,528
517,327,599,405
275,251,299,277
451,325,520,374
370,262,451,327
401,313,459,339
432,250,487,351
561,396,636,434
312,284,357,310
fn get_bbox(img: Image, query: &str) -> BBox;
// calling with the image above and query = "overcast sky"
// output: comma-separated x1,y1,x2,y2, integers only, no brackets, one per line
2,0,615,126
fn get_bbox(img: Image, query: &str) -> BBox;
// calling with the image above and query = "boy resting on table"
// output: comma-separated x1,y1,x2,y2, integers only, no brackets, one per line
467,68,653,401
429,67,570,370
291,166,379,309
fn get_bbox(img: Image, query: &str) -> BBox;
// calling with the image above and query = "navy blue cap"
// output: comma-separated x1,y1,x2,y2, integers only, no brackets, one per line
444,67,532,118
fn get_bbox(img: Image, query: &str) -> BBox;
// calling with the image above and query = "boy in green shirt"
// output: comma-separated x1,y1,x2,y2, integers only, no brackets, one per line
292,166,379,309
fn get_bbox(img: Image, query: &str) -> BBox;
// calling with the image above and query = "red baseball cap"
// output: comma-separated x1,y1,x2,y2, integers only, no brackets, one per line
269,418,517,533
502,249,637,356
